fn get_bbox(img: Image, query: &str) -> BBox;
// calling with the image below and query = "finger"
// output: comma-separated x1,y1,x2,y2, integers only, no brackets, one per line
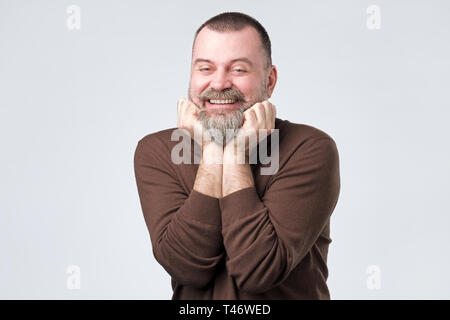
187,99,200,110
270,103,276,129
262,101,273,129
244,108,258,127
177,98,183,116
186,100,201,118
253,103,266,129
178,98,192,129
182,100,195,120
177,98,185,127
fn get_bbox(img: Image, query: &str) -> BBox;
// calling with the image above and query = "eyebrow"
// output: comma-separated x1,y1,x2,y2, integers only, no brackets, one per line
193,57,253,67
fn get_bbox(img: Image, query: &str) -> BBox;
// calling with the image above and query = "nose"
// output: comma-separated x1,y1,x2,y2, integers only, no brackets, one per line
210,68,232,92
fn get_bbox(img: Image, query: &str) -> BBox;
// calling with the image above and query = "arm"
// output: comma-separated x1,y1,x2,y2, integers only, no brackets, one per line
222,101,274,196
194,142,223,198
220,136,340,293
133,100,224,288
134,137,224,288
179,97,223,199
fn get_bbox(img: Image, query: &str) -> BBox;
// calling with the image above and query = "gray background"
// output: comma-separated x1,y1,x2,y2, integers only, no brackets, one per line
1,0,449,299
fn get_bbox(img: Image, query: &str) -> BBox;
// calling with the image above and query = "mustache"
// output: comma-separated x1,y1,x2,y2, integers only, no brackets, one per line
198,87,246,102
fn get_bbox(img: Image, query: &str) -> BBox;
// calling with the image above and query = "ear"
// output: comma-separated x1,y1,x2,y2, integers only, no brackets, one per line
266,65,278,99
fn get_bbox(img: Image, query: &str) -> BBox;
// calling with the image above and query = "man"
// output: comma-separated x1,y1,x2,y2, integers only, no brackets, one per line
134,12,340,299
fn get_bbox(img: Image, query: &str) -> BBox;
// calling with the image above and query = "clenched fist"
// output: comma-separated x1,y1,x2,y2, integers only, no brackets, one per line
225,100,276,162
177,98,205,147
240,100,276,135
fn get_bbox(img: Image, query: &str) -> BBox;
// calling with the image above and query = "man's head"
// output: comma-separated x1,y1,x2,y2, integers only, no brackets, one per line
188,12,277,143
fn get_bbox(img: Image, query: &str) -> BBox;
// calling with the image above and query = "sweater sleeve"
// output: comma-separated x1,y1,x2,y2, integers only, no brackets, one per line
134,136,224,288
219,137,340,293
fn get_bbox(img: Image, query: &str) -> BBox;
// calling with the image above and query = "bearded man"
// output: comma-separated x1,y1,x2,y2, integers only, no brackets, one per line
134,12,340,299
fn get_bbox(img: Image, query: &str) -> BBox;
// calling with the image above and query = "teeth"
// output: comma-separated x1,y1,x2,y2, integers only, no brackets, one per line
209,99,236,104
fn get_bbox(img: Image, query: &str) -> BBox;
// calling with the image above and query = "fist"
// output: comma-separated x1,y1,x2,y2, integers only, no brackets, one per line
225,101,276,161
177,98,204,145
240,100,276,136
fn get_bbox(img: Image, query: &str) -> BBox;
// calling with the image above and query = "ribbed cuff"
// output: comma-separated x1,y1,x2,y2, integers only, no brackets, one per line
183,189,222,226
219,186,266,227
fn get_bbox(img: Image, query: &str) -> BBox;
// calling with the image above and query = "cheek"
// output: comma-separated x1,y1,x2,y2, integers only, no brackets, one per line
190,76,210,95
234,78,261,98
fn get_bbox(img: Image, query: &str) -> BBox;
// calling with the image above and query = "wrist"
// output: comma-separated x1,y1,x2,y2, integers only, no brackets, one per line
202,142,224,165
222,163,254,196
224,138,249,165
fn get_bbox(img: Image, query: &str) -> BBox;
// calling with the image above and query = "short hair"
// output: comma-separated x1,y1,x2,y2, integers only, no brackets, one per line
193,12,272,70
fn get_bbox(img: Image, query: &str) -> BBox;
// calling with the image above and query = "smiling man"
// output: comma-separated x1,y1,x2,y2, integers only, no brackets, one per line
134,12,341,299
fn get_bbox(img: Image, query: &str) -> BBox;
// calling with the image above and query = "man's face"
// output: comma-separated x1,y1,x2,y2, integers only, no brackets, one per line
188,26,275,141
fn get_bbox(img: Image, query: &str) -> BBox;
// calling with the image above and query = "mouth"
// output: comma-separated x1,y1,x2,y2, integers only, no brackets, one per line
205,99,242,111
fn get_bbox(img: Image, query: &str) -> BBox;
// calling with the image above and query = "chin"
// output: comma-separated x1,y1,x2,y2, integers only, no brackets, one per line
205,109,238,118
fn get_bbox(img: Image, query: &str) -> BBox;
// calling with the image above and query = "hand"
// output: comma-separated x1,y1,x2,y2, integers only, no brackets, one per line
177,98,204,147
225,101,276,163
240,100,276,136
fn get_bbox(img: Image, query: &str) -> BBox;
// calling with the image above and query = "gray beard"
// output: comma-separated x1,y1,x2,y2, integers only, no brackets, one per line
197,104,245,146
190,76,269,146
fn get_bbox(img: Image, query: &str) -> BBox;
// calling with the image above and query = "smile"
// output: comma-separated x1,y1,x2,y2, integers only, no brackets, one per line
208,99,237,104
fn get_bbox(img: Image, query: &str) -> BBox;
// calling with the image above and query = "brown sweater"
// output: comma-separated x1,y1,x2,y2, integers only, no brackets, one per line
134,118,340,299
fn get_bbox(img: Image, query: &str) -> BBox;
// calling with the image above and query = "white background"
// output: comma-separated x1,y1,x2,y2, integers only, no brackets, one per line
1,0,449,299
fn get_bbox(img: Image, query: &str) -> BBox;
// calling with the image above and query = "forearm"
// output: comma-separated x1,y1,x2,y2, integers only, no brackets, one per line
135,137,224,287
222,143,254,197
193,142,223,198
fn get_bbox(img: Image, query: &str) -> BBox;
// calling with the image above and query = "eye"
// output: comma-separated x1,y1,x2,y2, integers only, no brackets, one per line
235,69,246,73
199,67,211,72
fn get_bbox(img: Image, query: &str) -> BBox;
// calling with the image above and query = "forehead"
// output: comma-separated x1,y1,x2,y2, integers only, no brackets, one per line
192,26,264,66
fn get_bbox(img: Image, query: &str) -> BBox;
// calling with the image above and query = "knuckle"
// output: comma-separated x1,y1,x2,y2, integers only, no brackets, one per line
253,102,262,109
